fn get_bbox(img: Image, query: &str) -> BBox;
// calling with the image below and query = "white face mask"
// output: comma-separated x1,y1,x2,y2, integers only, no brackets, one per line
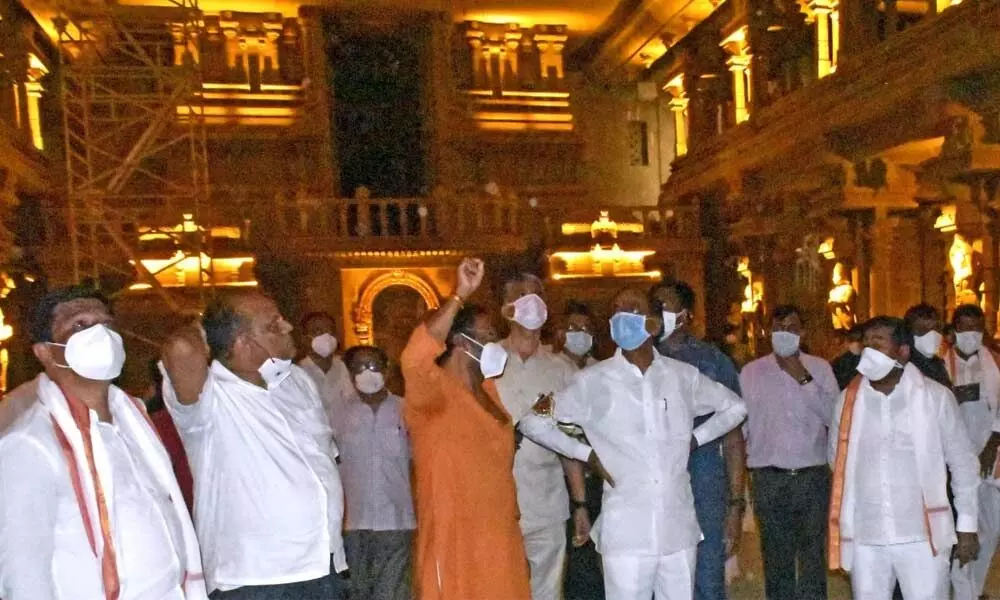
913,330,943,359
461,333,509,379
660,311,682,340
258,357,293,387
310,333,337,358
48,324,126,381
771,331,800,358
564,331,593,357
508,294,548,331
354,370,385,395
956,331,984,356
857,347,902,382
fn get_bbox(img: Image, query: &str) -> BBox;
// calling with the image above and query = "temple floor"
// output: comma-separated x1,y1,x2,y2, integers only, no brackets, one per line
727,532,1000,599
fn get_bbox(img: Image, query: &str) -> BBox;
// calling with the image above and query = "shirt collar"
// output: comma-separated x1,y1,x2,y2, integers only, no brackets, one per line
210,360,273,392
610,347,663,377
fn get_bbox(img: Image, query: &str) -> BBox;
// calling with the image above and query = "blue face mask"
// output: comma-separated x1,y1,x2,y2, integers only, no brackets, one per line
610,312,651,351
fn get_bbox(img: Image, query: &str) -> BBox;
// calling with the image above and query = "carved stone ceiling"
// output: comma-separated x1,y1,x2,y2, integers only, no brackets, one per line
23,0,625,37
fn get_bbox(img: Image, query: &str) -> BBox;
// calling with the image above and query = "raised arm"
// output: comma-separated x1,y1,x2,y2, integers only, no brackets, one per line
426,258,484,343
400,258,485,412
161,322,210,406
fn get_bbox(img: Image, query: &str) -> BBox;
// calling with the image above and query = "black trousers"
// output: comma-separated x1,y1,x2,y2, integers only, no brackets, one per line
751,466,830,600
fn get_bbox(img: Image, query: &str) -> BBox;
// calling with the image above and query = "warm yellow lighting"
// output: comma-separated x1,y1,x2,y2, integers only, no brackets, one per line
474,112,573,123
561,211,644,237
551,270,662,281
950,234,979,306
477,121,574,132
934,205,957,232
736,256,751,277
134,250,256,290
0,308,12,344
466,90,570,99
737,257,763,314
817,237,836,260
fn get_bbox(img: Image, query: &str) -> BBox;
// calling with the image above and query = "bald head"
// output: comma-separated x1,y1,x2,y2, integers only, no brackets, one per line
613,287,652,316
203,292,295,365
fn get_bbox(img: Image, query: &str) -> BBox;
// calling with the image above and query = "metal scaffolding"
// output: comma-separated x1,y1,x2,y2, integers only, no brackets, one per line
56,0,211,311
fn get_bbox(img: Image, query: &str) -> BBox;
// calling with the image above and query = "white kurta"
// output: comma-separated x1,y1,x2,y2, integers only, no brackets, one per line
0,375,206,600
945,348,1000,599
553,349,747,557
828,364,979,573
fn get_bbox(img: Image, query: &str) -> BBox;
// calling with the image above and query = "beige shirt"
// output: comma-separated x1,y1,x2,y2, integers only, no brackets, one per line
495,341,590,532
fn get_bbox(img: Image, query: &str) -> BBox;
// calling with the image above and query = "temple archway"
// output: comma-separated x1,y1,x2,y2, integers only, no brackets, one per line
352,270,441,346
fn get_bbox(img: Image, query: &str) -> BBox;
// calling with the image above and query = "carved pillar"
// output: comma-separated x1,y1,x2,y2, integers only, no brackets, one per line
24,54,47,150
975,182,999,333
664,74,689,157
465,29,488,90
425,12,459,186
535,28,567,89
869,207,898,317
502,29,521,90
808,0,837,77
298,6,337,195
721,26,752,124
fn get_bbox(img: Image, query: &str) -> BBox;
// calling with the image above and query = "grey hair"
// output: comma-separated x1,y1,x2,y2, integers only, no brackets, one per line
502,272,545,300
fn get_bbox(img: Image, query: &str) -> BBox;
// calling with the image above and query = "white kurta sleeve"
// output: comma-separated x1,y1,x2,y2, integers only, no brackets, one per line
517,414,592,462
940,387,982,532
0,434,59,599
160,361,215,433
689,371,747,447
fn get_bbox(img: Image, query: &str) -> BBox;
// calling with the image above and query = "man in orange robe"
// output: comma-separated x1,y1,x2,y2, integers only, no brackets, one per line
401,257,531,600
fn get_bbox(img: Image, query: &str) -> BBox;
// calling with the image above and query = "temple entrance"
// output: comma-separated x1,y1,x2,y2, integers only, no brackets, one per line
372,285,428,395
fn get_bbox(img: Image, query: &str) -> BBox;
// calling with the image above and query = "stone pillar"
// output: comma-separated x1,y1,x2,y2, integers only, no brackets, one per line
24,80,43,150
298,6,337,195
426,12,460,187
664,74,689,157
808,0,835,77
869,207,898,317
721,26,752,124
975,182,999,333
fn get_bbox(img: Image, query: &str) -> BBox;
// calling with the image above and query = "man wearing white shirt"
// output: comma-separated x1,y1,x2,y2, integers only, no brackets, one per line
161,292,348,599
828,316,980,600
331,344,414,600
495,273,593,600
0,286,207,600
941,304,1000,600
298,311,352,426
538,287,747,600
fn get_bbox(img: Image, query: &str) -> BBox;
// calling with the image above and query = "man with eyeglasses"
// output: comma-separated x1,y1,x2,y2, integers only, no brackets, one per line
332,345,414,600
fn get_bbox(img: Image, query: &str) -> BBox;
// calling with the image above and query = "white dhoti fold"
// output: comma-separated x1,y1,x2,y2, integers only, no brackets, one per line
951,482,1000,600
852,541,950,600
602,546,697,600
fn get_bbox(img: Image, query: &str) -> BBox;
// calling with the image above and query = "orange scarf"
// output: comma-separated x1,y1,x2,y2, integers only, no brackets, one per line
827,375,860,571
50,391,156,600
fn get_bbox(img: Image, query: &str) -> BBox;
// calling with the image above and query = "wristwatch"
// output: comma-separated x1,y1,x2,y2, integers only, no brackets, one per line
570,499,588,511
729,497,747,510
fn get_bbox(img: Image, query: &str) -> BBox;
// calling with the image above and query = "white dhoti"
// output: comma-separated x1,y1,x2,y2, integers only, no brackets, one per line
523,522,567,600
852,541,950,600
603,546,697,600
952,482,1000,600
